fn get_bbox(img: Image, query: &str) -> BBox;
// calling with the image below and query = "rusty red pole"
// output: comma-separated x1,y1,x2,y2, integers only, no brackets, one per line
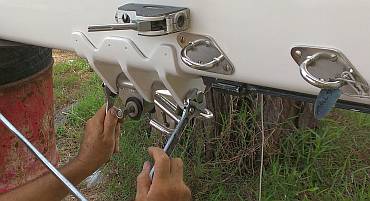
0,45,58,193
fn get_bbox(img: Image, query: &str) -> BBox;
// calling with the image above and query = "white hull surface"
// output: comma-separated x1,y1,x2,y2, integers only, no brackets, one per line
1,0,370,108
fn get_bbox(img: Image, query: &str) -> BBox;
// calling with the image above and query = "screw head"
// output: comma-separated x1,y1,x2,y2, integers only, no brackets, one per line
295,50,302,57
223,64,232,71
329,54,338,62
179,36,186,44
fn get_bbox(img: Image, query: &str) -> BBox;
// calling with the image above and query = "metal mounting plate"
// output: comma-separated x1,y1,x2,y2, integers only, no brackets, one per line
177,32,234,75
291,46,369,97
118,4,188,17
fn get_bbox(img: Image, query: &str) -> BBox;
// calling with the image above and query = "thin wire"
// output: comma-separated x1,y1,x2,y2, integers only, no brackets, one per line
258,94,265,201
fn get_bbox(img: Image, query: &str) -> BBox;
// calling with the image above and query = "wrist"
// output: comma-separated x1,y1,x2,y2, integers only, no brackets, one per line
73,155,100,175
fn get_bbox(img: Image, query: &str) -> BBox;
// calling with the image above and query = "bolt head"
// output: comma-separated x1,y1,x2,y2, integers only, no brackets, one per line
116,109,124,119
295,50,302,57
223,64,232,71
329,54,338,62
179,36,186,44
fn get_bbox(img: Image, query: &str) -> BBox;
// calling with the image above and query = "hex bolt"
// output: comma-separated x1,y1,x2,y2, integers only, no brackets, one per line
126,102,137,116
125,98,143,120
116,109,124,119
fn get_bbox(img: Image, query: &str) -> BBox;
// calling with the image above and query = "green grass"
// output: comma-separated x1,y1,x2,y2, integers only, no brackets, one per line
54,58,370,201
53,59,93,110
53,58,104,164
260,119,369,200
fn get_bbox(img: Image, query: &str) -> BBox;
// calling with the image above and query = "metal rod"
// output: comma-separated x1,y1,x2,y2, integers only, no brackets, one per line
149,119,173,135
149,105,190,179
153,95,180,123
0,113,88,201
88,23,137,32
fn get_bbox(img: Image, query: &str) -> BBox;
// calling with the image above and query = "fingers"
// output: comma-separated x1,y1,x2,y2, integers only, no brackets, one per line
114,123,120,153
136,161,151,200
170,158,184,181
148,147,171,179
103,107,118,138
93,105,107,124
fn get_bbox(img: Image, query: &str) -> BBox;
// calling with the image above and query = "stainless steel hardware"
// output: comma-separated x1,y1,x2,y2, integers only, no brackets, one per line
299,52,343,89
116,73,153,120
0,113,88,201
149,119,173,135
149,100,191,179
154,90,181,123
104,75,146,120
291,46,370,98
181,39,224,70
149,89,213,179
103,84,119,115
178,32,235,75
88,23,151,33
89,4,190,36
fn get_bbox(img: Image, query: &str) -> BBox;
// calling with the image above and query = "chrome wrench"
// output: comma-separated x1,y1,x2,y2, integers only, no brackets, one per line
149,89,213,179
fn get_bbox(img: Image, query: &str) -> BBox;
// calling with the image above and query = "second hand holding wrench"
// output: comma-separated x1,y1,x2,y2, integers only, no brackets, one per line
149,89,213,179
149,102,191,179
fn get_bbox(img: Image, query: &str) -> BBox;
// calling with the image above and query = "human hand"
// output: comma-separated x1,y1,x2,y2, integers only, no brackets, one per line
135,147,191,201
76,106,121,172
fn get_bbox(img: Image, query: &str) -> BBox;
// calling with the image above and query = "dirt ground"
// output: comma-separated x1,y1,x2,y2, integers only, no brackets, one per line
53,49,80,63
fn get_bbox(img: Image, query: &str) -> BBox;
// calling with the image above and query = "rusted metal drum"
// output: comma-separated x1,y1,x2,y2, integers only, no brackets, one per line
0,45,58,193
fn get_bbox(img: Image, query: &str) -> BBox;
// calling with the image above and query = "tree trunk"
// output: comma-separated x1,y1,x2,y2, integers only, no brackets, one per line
190,86,318,173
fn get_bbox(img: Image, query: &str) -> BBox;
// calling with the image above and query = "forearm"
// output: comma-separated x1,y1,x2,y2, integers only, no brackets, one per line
0,158,96,201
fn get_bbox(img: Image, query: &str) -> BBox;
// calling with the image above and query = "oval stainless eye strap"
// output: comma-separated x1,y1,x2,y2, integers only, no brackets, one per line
299,52,343,89
181,39,225,70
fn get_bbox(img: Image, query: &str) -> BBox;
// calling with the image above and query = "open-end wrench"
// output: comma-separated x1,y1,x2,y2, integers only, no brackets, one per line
103,84,131,120
103,84,139,120
149,89,213,179
149,101,191,179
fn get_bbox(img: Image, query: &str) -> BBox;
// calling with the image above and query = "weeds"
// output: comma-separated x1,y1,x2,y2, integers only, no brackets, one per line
54,57,370,201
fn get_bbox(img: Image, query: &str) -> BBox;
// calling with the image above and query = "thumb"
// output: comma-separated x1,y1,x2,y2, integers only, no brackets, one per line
136,161,151,200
